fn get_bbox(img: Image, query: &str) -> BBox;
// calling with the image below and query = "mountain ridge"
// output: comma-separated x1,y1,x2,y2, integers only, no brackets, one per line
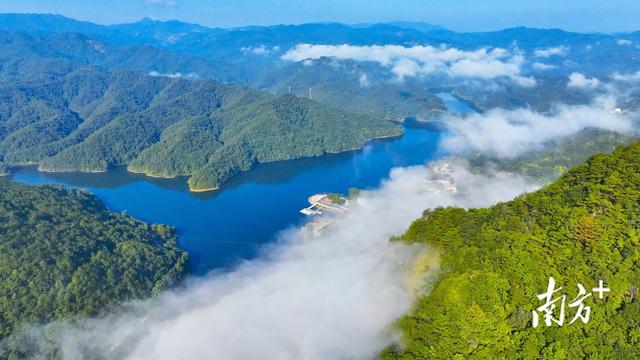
0,58,401,191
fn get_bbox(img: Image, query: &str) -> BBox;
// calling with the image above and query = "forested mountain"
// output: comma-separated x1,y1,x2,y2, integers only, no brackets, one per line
0,13,125,42
3,13,639,117
108,17,213,46
0,29,448,119
0,14,434,57
0,13,629,55
252,58,447,120
383,141,640,359
2,13,637,70
0,180,188,346
468,128,638,182
0,58,400,190
0,31,239,82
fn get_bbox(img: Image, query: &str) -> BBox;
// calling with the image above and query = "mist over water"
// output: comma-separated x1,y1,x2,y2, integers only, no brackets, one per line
17,162,536,360
11,92,638,359
10,126,443,275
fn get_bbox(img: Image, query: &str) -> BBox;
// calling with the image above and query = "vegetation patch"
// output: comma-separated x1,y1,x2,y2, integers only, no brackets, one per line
383,142,640,359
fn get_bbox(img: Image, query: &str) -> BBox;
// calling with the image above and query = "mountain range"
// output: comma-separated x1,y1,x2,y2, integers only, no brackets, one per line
1,13,639,116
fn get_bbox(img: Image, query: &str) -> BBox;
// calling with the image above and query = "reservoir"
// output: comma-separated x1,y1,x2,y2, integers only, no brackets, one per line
11,95,473,275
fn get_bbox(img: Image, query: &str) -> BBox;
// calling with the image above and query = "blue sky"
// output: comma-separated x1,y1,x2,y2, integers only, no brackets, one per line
0,0,639,32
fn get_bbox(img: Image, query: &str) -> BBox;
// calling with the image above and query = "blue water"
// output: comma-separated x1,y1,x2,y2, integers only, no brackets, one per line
436,92,478,115
10,92,476,275
11,123,444,275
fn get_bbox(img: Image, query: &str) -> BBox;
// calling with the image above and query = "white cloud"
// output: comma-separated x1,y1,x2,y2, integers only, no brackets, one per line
148,71,200,80
613,70,640,82
532,62,555,71
282,44,535,86
534,46,568,58
391,58,422,79
359,73,370,88
449,55,536,87
15,160,536,360
251,45,269,54
567,72,601,89
15,64,636,359
20,73,632,359
440,97,633,158
618,39,633,46
449,58,518,79
241,45,280,55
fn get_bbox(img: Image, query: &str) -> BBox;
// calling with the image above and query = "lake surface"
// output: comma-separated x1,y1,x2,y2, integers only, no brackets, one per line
436,92,479,115
11,95,472,275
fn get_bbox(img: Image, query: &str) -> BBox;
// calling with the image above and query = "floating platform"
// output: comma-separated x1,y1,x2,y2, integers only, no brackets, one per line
300,194,350,216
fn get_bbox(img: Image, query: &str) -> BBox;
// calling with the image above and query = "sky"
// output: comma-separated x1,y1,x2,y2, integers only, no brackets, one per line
0,0,639,32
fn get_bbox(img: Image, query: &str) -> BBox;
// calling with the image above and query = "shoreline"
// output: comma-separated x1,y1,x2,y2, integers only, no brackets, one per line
183,131,401,193
189,186,219,193
11,127,416,193
127,167,179,179
325,131,404,154
38,167,108,174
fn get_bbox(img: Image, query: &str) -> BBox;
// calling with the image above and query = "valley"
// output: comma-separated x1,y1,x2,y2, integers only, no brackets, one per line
0,8,639,360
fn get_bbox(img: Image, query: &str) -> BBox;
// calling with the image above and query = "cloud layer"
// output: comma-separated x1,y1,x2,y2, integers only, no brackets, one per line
149,71,200,80
532,62,555,71
613,70,640,83
440,97,634,158
241,45,281,55
16,161,536,360
12,76,637,359
567,72,601,89
534,46,568,58
282,44,536,86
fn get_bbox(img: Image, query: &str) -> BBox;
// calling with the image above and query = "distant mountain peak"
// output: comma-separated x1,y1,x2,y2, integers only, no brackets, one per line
385,21,447,33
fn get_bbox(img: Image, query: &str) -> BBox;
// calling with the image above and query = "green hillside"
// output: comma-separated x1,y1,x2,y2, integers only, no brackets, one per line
383,142,640,359
0,180,188,343
0,59,400,191
467,128,638,183
131,93,401,190
253,60,447,121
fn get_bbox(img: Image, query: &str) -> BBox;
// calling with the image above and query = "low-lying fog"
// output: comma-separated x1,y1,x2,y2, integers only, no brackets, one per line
14,93,638,360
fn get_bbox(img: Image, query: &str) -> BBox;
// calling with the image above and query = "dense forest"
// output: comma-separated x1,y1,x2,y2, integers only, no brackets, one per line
3,15,640,120
382,141,640,359
0,57,400,191
0,180,188,355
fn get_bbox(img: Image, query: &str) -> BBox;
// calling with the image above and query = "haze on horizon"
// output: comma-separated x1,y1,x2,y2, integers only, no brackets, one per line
0,0,639,33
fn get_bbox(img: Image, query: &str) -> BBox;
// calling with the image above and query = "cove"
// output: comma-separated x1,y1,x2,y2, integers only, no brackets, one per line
10,93,475,275
10,125,441,275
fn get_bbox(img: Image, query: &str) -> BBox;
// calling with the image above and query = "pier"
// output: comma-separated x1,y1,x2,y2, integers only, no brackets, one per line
300,194,350,216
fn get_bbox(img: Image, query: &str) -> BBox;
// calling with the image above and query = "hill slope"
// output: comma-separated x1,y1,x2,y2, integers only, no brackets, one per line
0,180,188,345
0,59,400,190
384,142,640,359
